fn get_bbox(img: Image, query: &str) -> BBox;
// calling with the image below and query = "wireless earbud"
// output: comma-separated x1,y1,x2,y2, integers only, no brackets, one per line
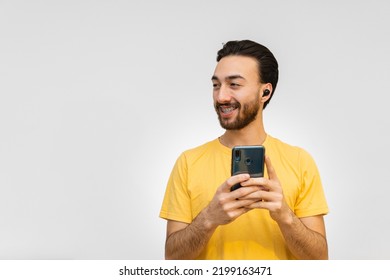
263,89,270,96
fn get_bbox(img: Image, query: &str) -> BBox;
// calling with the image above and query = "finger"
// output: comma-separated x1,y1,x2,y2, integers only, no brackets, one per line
240,177,269,188
245,199,278,209
240,190,264,201
245,200,280,211
231,186,261,200
245,200,267,209
241,190,275,202
225,198,258,210
265,156,279,181
221,173,250,192
226,207,251,220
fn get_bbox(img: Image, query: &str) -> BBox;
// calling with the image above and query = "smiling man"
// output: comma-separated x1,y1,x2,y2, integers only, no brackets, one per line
159,40,329,260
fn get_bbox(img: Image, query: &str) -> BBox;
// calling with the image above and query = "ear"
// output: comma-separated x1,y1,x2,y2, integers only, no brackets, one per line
260,83,273,103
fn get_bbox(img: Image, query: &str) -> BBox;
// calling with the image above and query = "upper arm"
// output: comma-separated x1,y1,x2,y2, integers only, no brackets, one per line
300,214,327,238
166,219,189,240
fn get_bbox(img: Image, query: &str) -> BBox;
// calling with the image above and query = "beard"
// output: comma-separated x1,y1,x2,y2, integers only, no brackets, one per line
215,94,260,130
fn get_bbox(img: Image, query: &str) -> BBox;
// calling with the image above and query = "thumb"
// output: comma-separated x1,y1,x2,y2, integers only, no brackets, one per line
221,173,250,192
265,155,278,181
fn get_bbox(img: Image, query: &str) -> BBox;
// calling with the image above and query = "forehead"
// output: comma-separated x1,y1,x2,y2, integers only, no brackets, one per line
213,55,259,81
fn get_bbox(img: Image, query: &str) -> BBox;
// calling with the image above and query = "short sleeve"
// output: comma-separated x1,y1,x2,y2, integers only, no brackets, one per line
159,152,193,223
294,149,329,217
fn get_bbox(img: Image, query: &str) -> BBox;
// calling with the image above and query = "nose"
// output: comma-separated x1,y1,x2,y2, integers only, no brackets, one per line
215,84,232,104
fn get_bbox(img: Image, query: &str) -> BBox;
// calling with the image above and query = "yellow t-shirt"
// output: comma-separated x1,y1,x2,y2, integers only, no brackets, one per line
159,135,329,259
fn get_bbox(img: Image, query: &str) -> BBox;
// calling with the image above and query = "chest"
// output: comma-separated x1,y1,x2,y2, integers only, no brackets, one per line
186,151,302,218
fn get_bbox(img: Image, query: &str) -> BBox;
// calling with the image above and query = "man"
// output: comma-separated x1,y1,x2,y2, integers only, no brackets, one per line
159,40,329,260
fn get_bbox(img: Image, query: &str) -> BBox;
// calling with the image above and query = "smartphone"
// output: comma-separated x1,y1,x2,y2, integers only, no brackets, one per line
230,145,265,191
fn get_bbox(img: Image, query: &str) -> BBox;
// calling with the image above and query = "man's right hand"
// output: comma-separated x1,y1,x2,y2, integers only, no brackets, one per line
203,173,262,229
165,173,261,259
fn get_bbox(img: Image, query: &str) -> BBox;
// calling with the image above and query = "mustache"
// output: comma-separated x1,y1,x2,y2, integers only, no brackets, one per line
215,102,241,110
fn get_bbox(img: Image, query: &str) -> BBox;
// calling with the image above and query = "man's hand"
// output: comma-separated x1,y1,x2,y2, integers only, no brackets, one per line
165,173,261,259
239,155,328,259
239,156,292,223
204,173,262,228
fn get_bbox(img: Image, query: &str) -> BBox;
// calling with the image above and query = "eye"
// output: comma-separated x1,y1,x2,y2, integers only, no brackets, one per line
212,83,220,89
230,83,240,88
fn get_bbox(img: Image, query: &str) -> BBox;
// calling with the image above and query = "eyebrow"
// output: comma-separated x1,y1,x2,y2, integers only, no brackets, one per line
211,75,246,81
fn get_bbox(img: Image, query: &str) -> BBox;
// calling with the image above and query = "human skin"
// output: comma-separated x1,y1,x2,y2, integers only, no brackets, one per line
165,55,328,260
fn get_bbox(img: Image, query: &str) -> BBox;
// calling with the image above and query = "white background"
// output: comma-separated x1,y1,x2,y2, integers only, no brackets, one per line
1,0,389,259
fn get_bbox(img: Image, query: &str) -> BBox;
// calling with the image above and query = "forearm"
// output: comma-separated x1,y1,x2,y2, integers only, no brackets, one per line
165,209,217,260
277,210,328,260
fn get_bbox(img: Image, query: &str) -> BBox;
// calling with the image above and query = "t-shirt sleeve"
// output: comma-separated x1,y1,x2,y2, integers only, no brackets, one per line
159,152,193,224
294,149,329,217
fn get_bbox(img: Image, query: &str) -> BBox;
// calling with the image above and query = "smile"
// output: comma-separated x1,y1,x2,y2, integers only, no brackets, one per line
217,103,239,112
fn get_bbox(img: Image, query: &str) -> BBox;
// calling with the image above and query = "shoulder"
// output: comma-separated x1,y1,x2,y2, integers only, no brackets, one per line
267,135,304,154
181,139,220,161
266,135,316,164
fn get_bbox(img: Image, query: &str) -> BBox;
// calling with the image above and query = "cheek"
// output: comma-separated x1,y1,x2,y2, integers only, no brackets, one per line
212,90,220,102
212,95,218,106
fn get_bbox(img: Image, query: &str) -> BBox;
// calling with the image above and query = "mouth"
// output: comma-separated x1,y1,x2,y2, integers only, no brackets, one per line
216,103,240,117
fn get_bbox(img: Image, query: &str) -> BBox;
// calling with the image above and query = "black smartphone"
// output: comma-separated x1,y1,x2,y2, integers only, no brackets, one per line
230,145,265,191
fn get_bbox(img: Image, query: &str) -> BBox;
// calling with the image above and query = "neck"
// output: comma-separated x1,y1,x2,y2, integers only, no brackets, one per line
219,116,267,148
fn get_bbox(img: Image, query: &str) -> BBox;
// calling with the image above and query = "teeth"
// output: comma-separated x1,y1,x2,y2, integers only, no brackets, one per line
221,107,234,113
217,103,239,114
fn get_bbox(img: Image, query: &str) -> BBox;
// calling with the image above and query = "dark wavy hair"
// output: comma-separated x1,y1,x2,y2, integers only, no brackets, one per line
216,40,279,109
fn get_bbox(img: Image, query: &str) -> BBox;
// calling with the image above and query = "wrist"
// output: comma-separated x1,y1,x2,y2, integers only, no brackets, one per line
271,206,294,226
201,206,218,231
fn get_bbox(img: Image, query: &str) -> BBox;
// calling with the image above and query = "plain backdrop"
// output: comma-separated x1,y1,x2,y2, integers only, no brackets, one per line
1,0,389,260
